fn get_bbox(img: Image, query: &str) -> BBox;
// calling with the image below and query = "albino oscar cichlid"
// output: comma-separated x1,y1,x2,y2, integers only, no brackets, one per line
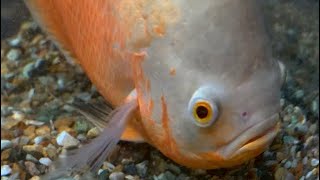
23,0,286,178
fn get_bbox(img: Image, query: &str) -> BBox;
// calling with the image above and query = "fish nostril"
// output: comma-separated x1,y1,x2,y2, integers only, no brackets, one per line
241,112,248,117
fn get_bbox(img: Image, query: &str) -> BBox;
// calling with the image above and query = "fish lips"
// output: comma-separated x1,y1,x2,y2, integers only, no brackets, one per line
218,113,280,159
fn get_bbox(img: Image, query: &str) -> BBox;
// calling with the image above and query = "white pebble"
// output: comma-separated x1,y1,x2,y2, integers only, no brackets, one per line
1,140,13,151
109,172,124,180
311,158,319,167
1,165,12,176
39,157,52,166
56,131,79,148
33,136,45,145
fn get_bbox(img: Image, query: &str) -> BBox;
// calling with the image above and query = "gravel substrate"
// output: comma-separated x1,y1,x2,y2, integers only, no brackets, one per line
1,1,319,180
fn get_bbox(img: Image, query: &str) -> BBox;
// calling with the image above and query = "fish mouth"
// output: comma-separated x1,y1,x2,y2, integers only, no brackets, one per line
218,113,280,159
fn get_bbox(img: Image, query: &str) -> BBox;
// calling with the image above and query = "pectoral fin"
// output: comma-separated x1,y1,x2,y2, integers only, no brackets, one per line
41,100,138,179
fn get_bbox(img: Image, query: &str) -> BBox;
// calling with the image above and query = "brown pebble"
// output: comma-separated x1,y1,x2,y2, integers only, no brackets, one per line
54,117,75,128
57,126,76,136
1,129,13,139
23,126,36,137
35,125,51,136
1,149,12,161
24,161,41,176
23,145,44,155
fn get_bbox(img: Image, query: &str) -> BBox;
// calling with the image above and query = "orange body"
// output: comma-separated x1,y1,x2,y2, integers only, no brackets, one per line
24,0,282,170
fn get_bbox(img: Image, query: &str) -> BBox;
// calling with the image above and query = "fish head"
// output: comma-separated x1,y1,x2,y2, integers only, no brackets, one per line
133,0,282,169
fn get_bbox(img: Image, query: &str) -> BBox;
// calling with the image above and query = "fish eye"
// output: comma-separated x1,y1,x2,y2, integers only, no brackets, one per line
188,86,220,127
189,98,219,128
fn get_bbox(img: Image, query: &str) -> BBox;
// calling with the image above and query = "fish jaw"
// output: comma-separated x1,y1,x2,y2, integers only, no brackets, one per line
150,117,279,170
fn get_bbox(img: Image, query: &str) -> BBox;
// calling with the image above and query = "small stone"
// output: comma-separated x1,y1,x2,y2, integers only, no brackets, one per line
283,136,295,145
44,144,57,159
294,90,304,99
275,167,288,180
22,63,36,79
167,163,181,174
87,127,100,139
98,169,109,180
109,172,125,180
280,98,285,108
6,49,22,61
54,117,75,129
277,152,286,161
39,157,52,166
1,140,13,151
8,36,22,46
1,165,12,176
29,176,40,180
22,145,43,154
74,120,90,134
12,111,25,121
103,162,115,171
35,125,50,136
25,120,45,127
303,157,308,165
309,124,317,135
24,161,40,176
76,92,92,102
56,131,79,148
311,99,319,116
295,123,308,134
305,169,317,179
24,126,36,137
123,163,137,175
33,136,45,145
284,161,292,169
26,154,38,163
311,158,319,167
76,134,87,142
136,161,148,177
34,59,46,70
1,149,11,161
154,171,176,180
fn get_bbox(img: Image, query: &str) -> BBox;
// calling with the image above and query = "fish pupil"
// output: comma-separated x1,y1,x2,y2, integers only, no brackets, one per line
196,106,208,119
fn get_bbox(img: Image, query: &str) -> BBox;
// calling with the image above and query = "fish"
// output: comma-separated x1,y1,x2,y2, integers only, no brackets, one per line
23,0,286,178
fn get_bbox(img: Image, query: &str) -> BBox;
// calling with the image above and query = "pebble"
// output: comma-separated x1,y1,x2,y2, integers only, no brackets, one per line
76,134,87,142
154,171,176,180
87,127,100,138
22,62,36,79
25,120,45,126
309,124,318,135
311,158,319,167
123,163,137,175
33,136,45,145
12,111,25,121
303,157,309,165
35,125,50,136
26,154,38,163
22,145,43,155
1,165,12,176
98,169,109,179
284,161,292,169
6,49,22,61
109,172,125,180
136,161,148,177
1,140,13,151
56,131,79,148
294,90,305,99
24,161,40,176
275,167,289,180
39,157,52,166
8,36,22,47
167,163,181,174
295,123,308,134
